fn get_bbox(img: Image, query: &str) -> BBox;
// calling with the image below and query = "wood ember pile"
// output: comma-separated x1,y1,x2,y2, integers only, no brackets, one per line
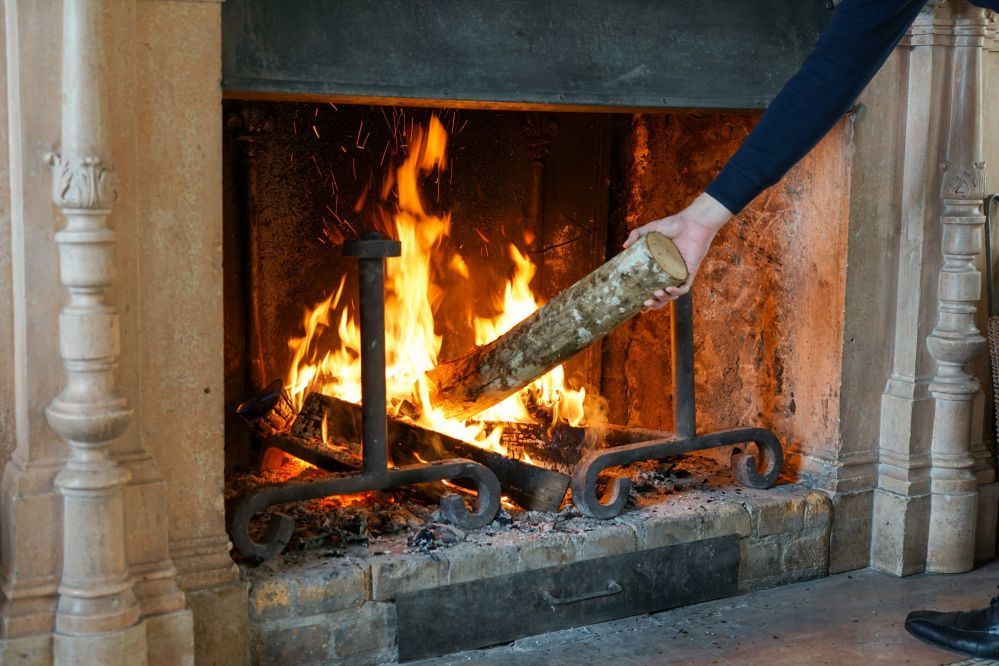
226,448,730,562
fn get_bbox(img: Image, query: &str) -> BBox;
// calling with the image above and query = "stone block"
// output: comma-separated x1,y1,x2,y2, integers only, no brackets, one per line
146,609,195,666
741,536,781,588
187,581,249,666
53,621,147,666
870,489,930,576
577,522,639,560
975,481,999,563
745,494,806,537
517,532,579,570
617,505,701,549
803,491,832,529
699,501,752,539
254,620,331,666
370,552,447,601
0,632,54,666
828,490,873,574
329,602,396,660
446,539,519,584
618,498,750,550
249,576,293,621
780,529,829,580
293,560,369,615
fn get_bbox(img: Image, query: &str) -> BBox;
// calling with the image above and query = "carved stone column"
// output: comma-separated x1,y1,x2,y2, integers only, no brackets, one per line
45,0,146,660
872,6,947,576
973,6,999,566
925,1,988,573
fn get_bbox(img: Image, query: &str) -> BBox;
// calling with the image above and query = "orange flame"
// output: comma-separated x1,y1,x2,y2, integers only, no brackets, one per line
285,116,589,458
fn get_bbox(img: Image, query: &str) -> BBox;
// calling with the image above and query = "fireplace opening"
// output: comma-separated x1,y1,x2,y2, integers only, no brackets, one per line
220,98,840,560
218,91,854,659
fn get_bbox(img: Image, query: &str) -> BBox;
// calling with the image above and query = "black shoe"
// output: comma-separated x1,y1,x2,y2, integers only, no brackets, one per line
905,596,999,659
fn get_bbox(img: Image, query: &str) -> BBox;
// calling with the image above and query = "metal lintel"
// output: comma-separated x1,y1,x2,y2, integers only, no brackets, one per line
223,0,831,111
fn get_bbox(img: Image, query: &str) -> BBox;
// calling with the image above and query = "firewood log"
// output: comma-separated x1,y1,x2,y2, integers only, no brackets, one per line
291,393,570,511
236,379,296,437
426,232,687,420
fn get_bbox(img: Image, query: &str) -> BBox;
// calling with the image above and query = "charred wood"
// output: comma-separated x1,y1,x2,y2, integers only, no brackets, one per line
292,393,570,511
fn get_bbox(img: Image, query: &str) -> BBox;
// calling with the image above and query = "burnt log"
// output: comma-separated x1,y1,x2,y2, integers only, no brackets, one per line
263,433,361,473
426,232,687,420
236,379,297,437
292,393,570,511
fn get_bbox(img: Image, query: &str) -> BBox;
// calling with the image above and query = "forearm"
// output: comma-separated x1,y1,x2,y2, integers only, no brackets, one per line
706,0,928,215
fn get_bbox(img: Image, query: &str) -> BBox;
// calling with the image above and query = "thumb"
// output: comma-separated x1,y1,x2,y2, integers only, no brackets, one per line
623,228,641,249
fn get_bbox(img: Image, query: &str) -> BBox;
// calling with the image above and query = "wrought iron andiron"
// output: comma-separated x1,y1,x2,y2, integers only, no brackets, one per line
228,233,501,560
571,293,784,519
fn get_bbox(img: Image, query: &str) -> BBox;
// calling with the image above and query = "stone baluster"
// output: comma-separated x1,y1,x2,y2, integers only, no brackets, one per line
925,1,988,574
45,0,146,660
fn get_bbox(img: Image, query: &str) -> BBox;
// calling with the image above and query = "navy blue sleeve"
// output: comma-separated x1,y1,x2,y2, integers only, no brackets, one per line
705,0,928,215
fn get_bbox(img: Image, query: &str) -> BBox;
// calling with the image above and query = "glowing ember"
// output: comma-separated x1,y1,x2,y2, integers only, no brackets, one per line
285,116,591,457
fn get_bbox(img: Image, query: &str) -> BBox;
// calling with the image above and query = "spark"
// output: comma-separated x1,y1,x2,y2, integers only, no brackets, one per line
312,125,321,139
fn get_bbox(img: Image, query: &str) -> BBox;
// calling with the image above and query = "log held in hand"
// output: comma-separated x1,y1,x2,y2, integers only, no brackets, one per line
426,232,688,421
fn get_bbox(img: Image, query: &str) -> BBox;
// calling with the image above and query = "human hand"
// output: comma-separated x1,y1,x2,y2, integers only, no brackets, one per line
623,192,732,310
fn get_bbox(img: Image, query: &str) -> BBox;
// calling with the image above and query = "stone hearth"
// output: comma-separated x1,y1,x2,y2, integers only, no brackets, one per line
244,468,830,664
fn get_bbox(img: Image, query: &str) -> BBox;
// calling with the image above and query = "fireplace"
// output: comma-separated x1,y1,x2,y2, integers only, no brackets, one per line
2,1,996,664
217,0,868,649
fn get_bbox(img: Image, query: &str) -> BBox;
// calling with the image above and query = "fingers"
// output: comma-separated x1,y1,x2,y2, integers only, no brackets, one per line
624,216,684,249
641,283,692,311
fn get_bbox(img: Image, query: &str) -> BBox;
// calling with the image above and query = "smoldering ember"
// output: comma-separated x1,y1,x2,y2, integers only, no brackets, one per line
3,1,999,665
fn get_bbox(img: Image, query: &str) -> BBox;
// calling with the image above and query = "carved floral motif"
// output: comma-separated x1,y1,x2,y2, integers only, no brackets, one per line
45,153,116,210
940,160,987,199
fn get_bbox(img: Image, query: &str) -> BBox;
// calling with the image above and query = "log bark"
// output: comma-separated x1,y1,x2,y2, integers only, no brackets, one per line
426,232,687,420
292,393,570,511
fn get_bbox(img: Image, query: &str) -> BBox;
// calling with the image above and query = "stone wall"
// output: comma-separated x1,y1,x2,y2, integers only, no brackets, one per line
603,113,852,483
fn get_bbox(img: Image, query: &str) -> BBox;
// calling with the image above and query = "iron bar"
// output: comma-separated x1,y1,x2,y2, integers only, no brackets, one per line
671,293,696,439
571,293,783,519
228,233,502,561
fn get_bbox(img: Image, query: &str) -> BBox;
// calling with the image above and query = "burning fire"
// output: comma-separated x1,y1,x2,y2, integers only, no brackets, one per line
285,116,588,456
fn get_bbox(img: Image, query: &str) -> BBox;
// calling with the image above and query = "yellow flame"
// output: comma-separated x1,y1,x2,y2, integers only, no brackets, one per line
285,115,586,461
472,245,587,427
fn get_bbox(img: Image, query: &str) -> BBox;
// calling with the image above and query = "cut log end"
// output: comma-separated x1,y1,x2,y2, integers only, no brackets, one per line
237,379,296,438
645,232,688,282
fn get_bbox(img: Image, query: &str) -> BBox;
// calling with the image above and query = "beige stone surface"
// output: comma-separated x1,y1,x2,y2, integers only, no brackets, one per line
0,0,74,639
132,0,238,594
146,609,196,666
187,582,250,666
828,490,874,573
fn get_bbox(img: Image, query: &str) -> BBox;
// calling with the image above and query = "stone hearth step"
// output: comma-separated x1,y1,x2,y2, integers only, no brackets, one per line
243,483,830,665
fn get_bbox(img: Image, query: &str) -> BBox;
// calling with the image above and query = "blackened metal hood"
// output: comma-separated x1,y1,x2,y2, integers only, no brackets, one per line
222,0,829,111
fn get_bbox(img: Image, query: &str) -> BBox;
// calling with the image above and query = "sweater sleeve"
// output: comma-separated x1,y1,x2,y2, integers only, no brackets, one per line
705,0,928,215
